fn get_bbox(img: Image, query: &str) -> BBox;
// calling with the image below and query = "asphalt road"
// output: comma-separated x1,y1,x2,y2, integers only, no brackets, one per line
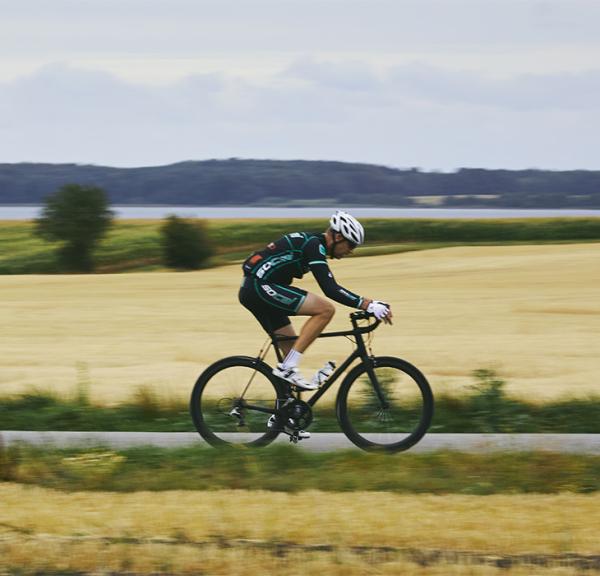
2,431,599,453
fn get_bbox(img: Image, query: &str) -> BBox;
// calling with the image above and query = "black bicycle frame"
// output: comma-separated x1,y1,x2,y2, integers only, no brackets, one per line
267,312,387,409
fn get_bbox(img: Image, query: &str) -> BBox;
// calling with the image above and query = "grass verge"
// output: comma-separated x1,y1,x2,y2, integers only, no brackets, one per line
1,443,599,493
2,370,599,432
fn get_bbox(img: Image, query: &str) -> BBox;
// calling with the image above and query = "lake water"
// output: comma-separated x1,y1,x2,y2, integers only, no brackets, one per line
2,205,600,220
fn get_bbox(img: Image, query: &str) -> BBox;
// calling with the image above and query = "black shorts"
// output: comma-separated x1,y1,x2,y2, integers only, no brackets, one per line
238,276,307,333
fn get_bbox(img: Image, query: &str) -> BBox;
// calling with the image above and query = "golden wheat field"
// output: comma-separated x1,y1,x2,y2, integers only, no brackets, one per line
1,243,599,403
0,485,598,574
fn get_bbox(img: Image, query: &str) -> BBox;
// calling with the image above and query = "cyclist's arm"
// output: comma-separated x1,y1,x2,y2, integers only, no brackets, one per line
309,260,365,308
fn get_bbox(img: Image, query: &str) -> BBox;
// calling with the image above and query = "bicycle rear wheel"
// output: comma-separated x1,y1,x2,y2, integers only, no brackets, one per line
190,356,285,448
337,356,433,452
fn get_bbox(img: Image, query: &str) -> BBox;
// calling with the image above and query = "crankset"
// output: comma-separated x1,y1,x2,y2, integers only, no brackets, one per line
271,397,313,442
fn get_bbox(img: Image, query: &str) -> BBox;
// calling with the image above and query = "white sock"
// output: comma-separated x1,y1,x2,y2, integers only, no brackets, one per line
280,349,302,370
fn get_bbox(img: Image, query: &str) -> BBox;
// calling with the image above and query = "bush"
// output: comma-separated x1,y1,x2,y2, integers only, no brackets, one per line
35,184,113,272
160,216,215,270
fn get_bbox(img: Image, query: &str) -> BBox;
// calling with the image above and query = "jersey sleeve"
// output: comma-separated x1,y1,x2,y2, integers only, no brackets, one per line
305,238,364,309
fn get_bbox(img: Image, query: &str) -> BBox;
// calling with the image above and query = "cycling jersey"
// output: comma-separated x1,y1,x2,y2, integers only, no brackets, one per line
239,232,364,333
243,232,363,308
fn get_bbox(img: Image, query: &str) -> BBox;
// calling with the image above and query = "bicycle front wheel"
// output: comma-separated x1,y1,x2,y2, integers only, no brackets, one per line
337,356,433,452
190,356,285,448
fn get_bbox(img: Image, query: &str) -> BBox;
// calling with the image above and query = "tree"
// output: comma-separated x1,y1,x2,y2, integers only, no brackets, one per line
161,215,215,270
35,184,113,272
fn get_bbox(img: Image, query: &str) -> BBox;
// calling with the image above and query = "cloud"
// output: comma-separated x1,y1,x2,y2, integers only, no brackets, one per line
388,64,600,110
4,0,600,61
0,59,599,169
1,1,598,170
0,63,227,126
282,57,381,92
278,58,600,111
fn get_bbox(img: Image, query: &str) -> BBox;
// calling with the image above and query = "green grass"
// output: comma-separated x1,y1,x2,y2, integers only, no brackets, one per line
0,387,192,432
1,217,600,273
93,221,164,271
0,222,61,273
2,371,599,433
0,220,164,273
1,443,598,493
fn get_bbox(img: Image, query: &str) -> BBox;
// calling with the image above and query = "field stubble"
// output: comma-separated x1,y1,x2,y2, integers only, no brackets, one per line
1,243,599,403
0,484,598,574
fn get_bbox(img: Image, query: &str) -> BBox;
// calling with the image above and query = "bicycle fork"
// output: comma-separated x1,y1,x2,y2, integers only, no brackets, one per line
365,359,390,410
354,329,390,410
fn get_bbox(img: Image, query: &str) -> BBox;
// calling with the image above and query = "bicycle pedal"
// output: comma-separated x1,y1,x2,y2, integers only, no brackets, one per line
278,428,303,441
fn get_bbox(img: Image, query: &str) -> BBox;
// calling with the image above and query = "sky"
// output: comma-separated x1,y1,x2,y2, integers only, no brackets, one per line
1,0,599,171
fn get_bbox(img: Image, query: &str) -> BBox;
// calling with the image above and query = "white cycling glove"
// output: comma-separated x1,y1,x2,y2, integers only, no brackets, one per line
367,300,390,320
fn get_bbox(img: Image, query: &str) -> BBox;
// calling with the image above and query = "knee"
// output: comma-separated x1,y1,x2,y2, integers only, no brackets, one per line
319,300,335,320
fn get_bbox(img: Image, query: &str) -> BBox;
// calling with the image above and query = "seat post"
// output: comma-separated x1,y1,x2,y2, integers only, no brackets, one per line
271,333,285,363
270,331,297,363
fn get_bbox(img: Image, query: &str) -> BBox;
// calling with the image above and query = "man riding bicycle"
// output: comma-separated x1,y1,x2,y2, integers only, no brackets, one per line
239,210,393,392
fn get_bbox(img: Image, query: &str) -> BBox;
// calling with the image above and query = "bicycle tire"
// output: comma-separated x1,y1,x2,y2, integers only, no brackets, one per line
337,356,434,452
190,355,286,448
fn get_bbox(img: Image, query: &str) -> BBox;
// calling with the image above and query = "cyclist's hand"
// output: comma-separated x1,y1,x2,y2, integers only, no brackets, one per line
367,300,393,324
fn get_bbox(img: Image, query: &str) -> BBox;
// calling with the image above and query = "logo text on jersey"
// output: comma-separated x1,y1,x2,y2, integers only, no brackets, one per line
261,284,296,306
256,254,294,278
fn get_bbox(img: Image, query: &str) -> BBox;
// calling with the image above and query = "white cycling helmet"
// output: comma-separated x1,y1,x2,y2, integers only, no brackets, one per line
329,210,365,246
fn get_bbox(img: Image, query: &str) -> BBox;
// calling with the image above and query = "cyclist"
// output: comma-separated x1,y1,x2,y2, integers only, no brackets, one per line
239,210,392,392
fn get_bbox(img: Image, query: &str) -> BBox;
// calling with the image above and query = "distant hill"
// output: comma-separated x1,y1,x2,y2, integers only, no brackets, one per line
1,159,599,208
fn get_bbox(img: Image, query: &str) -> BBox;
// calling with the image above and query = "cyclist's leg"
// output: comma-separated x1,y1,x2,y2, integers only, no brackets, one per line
254,292,334,356
239,277,301,355
292,293,335,353
239,277,333,359
270,293,334,391
273,323,296,356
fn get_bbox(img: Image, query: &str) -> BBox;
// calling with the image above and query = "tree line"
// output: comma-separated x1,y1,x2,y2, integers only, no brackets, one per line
1,159,599,208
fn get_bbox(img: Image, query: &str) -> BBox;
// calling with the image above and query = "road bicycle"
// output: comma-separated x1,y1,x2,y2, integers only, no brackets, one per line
190,311,434,452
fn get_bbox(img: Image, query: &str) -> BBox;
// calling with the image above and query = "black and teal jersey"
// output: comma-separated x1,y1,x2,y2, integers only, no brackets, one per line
242,232,363,309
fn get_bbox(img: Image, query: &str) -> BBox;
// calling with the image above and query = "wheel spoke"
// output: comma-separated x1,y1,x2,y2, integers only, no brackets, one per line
340,358,433,452
191,359,282,447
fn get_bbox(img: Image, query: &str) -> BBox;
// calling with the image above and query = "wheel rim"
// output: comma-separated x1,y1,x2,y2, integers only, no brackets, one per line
195,363,279,445
343,363,430,448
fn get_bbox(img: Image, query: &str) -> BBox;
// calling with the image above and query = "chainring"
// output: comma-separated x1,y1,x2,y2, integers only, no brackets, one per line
279,398,313,430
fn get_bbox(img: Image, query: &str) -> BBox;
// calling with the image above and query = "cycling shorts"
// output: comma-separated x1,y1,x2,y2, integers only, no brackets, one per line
238,276,307,333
